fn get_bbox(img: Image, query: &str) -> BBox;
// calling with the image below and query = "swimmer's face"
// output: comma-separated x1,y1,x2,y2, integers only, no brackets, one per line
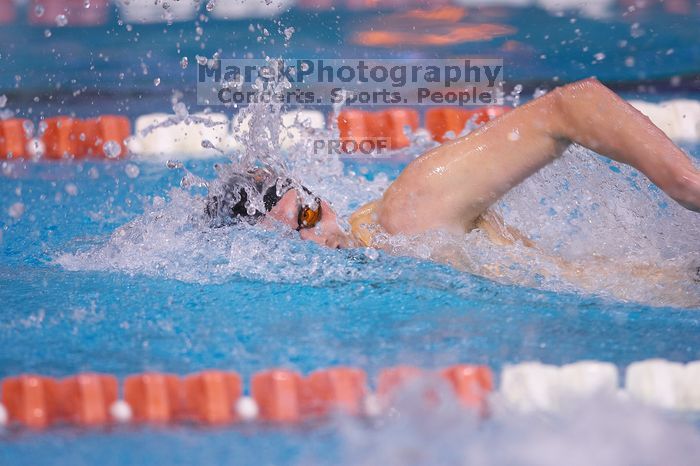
267,189,350,249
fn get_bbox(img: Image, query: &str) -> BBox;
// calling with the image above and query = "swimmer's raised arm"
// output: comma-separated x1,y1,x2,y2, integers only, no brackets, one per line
375,78,700,236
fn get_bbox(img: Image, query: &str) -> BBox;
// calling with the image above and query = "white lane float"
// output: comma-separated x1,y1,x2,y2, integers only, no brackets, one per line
684,361,700,411
115,0,199,24
501,361,620,412
208,0,296,19
500,362,561,412
455,0,533,7
625,359,700,411
177,112,230,156
559,361,619,398
629,99,700,142
227,109,325,151
129,112,230,158
535,0,614,18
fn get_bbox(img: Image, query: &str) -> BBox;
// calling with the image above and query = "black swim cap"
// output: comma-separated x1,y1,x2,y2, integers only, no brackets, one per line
205,170,293,225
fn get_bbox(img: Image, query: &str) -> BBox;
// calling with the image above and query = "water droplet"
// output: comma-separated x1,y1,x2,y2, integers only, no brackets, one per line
594,52,606,61
0,95,6,108
173,102,188,119
44,29,52,38
166,160,183,170
180,56,189,69
28,138,44,158
65,183,78,196
22,120,34,136
196,55,207,66
55,14,68,27
34,5,45,17
83,0,91,8
8,202,25,219
153,77,161,86
206,1,215,12
125,164,140,179
364,248,379,260
103,140,122,159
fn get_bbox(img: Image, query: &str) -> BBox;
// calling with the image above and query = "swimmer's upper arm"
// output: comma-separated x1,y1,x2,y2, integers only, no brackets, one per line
377,88,568,236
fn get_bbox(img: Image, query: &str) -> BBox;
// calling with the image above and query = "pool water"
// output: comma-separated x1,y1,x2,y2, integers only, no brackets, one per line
1,2,700,465
1,148,699,464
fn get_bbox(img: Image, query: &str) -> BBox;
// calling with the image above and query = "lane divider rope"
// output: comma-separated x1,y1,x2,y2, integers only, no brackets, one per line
0,360,697,430
1,101,698,161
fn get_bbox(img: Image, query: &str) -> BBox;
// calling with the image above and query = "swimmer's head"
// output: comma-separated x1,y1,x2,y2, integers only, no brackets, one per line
205,169,349,248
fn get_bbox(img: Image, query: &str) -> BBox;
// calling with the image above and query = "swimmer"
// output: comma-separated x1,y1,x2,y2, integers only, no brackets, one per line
206,78,700,253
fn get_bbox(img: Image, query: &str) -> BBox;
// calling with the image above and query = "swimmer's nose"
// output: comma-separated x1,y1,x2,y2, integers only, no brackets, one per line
325,237,342,249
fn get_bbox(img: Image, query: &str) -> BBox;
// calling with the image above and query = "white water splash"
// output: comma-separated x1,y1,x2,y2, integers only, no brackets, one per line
329,380,700,466
54,66,700,306
377,145,700,307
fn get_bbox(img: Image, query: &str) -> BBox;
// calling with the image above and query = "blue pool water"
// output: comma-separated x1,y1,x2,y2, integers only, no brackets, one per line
2,2,700,465
1,150,699,464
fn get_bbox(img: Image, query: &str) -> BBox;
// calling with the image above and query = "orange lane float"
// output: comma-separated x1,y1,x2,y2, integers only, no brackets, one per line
251,369,304,423
302,367,367,417
81,115,131,158
27,0,109,26
337,109,419,151
376,365,425,398
59,373,118,426
0,118,30,159
377,365,494,413
0,0,15,24
354,23,516,48
1,375,61,429
42,116,79,159
426,106,509,142
337,109,372,143
373,109,420,149
182,371,242,425
124,373,182,424
42,115,131,159
440,365,494,412
397,6,467,23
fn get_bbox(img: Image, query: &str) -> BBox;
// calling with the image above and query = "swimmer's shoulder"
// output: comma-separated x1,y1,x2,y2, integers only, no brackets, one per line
349,200,382,248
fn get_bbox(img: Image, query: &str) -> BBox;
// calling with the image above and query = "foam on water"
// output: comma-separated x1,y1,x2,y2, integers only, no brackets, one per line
327,382,700,466
377,144,700,307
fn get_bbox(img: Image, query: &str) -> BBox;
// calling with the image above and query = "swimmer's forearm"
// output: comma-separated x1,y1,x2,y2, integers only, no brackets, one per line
550,79,700,211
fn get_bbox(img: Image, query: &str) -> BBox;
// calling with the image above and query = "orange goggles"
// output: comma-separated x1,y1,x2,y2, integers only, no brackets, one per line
296,198,322,231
